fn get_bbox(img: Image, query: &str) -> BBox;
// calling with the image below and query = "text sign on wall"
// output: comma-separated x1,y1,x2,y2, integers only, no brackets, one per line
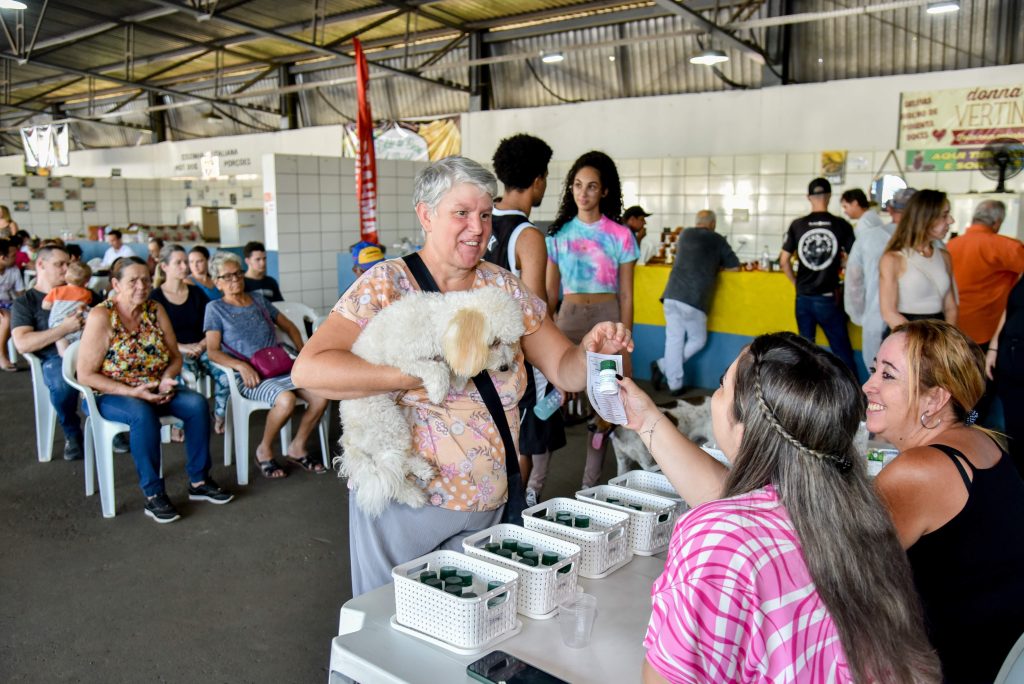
899,84,1024,149
905,148,987,172
173,147,255,175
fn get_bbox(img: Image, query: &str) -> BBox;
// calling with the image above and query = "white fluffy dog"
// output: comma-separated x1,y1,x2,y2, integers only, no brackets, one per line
609,397,714,475
338,287,525,517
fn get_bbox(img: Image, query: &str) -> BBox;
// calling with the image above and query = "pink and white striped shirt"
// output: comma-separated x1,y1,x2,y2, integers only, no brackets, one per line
644,485,852,683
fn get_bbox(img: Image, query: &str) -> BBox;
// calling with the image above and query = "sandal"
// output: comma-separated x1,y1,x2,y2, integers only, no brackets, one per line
285,454,328,475
170,427,185,443
214,415,225,435
256,457,287,479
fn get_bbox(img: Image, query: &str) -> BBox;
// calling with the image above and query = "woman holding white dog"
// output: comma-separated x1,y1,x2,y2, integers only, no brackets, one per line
292,156,633,596
616,333,939,683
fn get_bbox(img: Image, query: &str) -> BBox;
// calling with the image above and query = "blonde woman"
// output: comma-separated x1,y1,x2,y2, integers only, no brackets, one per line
0,205,20,239
879,189,957,332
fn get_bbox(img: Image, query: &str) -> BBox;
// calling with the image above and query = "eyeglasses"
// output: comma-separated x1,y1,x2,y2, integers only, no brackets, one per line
217,272,243,281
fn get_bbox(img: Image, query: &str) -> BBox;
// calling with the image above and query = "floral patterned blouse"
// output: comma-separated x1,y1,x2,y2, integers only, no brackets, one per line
334,258,546,512
100,299,171,387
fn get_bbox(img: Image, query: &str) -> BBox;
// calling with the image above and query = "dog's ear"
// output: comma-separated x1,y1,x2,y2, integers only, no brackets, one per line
442,308,490,377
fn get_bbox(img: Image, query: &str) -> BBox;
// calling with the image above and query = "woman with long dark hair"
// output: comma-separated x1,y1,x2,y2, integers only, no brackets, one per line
619,333,940,683
546,150,638,488
879,189,957,331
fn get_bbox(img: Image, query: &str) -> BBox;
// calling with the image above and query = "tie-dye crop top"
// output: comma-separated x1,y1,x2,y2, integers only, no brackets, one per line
545,215,639,294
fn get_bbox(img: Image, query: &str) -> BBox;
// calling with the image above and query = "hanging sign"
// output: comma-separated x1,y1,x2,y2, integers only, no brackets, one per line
899,84,1024,149
354,38,379,244
905,148,988,172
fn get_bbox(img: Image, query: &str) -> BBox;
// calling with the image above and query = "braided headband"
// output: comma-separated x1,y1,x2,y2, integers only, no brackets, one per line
752,364,853,473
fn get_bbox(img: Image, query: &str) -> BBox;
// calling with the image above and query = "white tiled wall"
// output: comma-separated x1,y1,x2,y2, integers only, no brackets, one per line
265,154,428,311
0,175,262,238
527,151,1024,261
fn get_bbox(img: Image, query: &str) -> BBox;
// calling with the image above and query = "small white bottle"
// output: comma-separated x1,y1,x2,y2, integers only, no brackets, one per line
596,360,619,395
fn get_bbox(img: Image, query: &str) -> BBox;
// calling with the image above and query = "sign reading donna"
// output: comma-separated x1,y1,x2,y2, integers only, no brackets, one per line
899,84,1024,149
173,148,255,175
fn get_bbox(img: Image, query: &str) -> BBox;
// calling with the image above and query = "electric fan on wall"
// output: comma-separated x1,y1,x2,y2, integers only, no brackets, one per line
977,137,1024,193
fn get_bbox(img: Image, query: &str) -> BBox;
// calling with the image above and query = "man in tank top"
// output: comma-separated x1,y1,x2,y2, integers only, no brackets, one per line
483,133,565,508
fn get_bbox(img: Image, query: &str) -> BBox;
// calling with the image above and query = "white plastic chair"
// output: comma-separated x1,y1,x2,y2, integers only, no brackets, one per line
61,341,176,518
7,338,18,364
22,351,57,462
275,301,318,343
211,359,330,486
996,631,1024,684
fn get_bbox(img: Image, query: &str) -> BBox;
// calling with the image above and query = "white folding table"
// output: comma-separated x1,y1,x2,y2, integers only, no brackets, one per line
328,554,667,683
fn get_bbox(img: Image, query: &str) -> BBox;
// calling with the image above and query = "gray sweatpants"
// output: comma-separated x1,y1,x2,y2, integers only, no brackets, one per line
348,496,503,597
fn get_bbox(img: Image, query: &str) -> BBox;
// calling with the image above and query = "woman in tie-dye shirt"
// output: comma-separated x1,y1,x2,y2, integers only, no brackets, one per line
617,332,940,684
546,150,639,488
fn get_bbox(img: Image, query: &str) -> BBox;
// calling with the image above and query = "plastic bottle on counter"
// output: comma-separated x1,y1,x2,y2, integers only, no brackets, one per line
760,246,771,271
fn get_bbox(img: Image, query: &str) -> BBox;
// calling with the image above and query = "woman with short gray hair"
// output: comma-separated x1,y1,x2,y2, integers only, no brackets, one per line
293,155,633,595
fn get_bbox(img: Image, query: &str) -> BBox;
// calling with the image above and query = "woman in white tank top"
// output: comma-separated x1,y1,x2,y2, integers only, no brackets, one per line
879,190,958,334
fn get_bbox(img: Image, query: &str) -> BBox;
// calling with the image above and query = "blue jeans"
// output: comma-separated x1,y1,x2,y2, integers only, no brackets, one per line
42,355,83,443
95,389,212,497
795,295,857,373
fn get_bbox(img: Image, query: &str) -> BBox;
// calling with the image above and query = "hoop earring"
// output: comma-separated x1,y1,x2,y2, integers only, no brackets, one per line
920,413,941,429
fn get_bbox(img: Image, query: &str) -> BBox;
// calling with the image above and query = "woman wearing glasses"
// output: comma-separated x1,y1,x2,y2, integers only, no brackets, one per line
204,252,329,479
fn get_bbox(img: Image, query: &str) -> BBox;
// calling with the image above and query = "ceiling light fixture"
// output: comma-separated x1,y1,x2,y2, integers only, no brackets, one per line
689,48,729,66
541,52,564,64
0,1,28,9
926,1,959,14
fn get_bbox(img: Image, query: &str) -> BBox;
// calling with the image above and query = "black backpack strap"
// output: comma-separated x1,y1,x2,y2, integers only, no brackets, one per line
401,253,522,483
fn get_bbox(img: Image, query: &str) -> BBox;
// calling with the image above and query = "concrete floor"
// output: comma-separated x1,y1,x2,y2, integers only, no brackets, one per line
0,363,664,683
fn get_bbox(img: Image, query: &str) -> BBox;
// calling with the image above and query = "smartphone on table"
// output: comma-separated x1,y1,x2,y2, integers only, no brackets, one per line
466,650,568,684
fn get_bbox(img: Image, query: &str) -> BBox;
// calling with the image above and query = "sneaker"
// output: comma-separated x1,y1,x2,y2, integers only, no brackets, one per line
188,477,234,505
650,361,666,392
112,434,130,453
144,493,181,523
63,438,83,461
525,488,538,508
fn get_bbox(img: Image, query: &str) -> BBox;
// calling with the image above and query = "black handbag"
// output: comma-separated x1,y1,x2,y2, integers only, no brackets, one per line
402,253,528,525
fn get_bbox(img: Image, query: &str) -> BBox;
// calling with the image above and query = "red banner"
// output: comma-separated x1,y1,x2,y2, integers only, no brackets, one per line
354,38,379,244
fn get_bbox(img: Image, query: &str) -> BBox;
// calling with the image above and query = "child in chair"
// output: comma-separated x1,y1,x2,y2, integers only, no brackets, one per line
43,261,93,356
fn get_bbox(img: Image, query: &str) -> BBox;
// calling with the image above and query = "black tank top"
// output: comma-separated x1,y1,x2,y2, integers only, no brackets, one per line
484,209,533,274
905,443,1024,684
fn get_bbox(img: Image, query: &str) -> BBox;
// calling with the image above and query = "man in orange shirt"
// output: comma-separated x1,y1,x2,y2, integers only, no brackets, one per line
948,200,1024,346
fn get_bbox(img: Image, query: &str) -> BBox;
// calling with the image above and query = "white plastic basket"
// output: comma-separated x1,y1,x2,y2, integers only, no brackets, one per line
522,497,632,579
608,470,688,514
463,524,581,620
576,485,679,555
391,550,520,655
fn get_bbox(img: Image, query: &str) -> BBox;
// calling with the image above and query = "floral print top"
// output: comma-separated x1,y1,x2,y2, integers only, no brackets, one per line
101,299,171,387
334,258,546,512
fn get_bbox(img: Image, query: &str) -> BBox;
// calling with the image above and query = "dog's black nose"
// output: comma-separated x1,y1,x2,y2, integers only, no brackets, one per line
499,365,509,372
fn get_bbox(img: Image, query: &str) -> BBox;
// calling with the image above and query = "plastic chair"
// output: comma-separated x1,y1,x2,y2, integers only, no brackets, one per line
996,631,1024,684
61,341,177,518
211,359,330,486
275,301,318,343
7,337,18,364
22,351,57,462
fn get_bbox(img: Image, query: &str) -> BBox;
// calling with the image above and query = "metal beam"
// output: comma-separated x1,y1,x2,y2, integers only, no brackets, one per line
2,7,178,59
0,52,278,115
0,101,152,132
144,0,469,93
650,0,768,65
378,0,465,33
148,91,166,142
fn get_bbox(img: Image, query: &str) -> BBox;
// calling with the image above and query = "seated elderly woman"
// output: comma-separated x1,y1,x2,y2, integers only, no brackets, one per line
204,251,328,479
77,256,233,524
292,156,633,596
151,244,230,436
866,320,1024,683
616,333,939,683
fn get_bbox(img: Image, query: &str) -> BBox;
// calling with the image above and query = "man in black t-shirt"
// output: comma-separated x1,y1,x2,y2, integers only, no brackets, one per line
10,245,87,460
780,178,857,372
483,133,564,507
243,241,284,302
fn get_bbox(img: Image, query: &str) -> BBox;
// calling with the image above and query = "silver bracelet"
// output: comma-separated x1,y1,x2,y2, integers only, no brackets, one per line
640,415,664,455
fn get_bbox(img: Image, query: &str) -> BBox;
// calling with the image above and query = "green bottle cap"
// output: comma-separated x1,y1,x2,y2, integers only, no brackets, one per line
423,577,443,589
455,570,473,586
496,548,514,559
574,515,590,528
462,592,478,599
444,584,462,596
541,552,559,566
606,498,620,504
521,550,539,561
520,557,538,567
501,538,519,553
484,542,501,553
487,580,503,591
439,565,458,579
558,564,572,574
629,504,644,511
599,360,617,371
419,570,437,582
516,542,534,555
555,511,572,520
